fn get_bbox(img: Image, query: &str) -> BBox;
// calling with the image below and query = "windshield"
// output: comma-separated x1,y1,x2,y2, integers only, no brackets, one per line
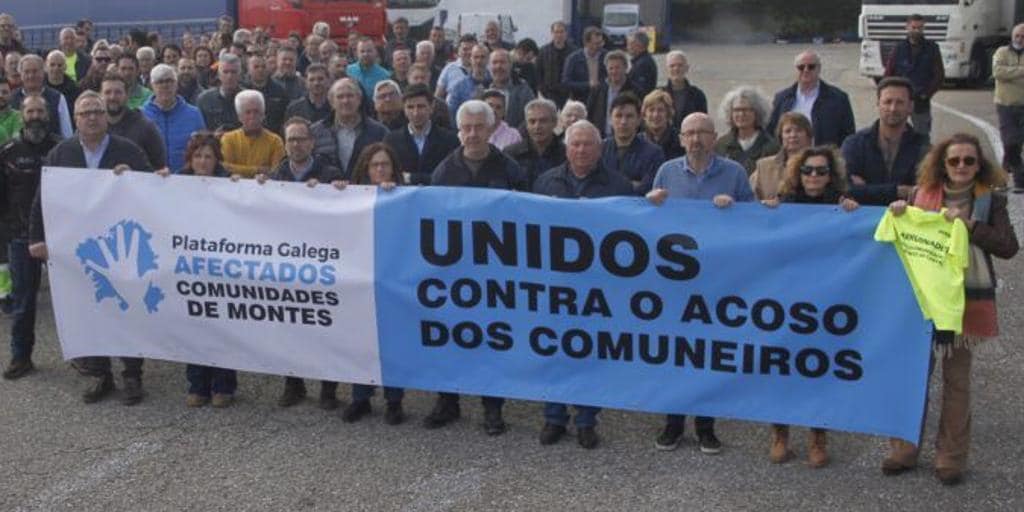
604,12,638,27
862,1,957,4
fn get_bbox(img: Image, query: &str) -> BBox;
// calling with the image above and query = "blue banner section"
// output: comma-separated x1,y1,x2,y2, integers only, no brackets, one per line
373,187,933,442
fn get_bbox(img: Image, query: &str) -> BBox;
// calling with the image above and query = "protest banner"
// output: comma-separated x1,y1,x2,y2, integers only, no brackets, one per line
42,167,933,441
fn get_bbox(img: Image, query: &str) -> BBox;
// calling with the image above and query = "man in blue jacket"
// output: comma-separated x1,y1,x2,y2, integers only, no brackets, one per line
884,14,944,140
562,27,607,102
841,77,929,206
142,64,206,172
766,51,855,147
600,93,664,195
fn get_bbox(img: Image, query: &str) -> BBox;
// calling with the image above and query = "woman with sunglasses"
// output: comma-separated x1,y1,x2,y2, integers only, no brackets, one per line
761,146,857,467
883,133,1018,485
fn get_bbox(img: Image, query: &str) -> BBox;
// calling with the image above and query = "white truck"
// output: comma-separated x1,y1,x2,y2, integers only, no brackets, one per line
859,0,1024,86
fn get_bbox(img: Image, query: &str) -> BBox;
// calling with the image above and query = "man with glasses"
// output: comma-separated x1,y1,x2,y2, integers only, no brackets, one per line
841,77,929,206
645,112,753,455
372,80,406,130
142,64,206,171
766,50,855,147
33,91,152,404
269,117,343,186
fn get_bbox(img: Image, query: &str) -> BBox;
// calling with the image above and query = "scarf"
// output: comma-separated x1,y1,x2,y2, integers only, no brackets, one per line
913,183,998,355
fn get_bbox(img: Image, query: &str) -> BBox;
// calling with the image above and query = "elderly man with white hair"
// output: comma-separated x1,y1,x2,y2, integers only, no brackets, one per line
142,63,206,171
57,26,91,82
135,46,157,86
219,89,284,177
11,54,73,138
426,99,525,436
309,78,388,179
44,50,80,112
659,50,708,131
766,50,855,147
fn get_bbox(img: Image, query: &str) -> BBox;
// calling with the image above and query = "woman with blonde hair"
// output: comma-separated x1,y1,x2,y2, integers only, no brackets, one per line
639,90,683,159
749,112,813,200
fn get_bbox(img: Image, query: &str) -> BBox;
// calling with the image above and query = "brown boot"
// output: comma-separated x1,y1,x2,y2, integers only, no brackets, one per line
881,437,919,476
769,424,793,463
808,429,829,468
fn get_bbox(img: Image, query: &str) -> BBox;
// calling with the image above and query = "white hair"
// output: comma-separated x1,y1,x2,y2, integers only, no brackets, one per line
136,46,155,60
718,85,772,130
564,120,601,144
794,50,821,67
232,28,252,45
329,78,363,98
150,63,178,83
374,79,401,97
234,89,265,114
416,40,434,54
666,50,688,65
45,49,66,63
312,21,331,39
561,100,587,119
524,98,557,121
17,54,43,73
457,99,496,129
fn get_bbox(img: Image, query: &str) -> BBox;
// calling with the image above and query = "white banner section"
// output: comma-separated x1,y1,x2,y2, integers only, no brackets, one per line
42,167,382,385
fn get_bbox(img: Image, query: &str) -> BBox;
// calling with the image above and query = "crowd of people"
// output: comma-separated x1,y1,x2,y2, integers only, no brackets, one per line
0,11,1020,487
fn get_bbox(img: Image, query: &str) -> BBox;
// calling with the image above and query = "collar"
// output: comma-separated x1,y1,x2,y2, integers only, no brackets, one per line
409,121,432,138
81,133,111,153
797,81,820,99
560,162,610,185
682,154,719,176
289,157,316,180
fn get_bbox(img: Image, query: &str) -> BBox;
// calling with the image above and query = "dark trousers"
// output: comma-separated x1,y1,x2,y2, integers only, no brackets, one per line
997,104,1024,181
438,392,504,409
81,356,144,379
666,414,715,433
352,383,404,403
8,239,42,361
186,364,237,396
284,376,338,395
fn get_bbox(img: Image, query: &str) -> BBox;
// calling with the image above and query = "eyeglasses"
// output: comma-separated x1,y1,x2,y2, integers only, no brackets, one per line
796,63,818,71
731,107,754,114
286,136,311,143
946,156,977,167
800,165,830,176
75,109,105,118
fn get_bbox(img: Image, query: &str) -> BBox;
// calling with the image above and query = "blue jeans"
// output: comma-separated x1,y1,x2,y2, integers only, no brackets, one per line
351,384,404,403
8,239,42,361
543,402,601,428
186,364,237,396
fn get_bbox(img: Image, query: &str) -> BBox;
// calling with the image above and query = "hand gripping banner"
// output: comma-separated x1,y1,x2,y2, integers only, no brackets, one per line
42,168,933,441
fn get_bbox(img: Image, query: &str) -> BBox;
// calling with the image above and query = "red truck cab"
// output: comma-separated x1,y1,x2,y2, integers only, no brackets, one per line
238,0,387,46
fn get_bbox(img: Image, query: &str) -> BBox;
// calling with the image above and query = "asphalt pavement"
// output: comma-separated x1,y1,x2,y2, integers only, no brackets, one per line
1,43,1022,511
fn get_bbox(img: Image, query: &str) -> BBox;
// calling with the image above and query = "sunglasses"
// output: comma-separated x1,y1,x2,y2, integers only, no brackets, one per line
800,165,830,176
796,63,818,71
946,156,977,167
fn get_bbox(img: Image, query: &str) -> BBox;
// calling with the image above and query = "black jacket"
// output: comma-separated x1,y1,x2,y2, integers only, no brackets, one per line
108,109,168,169
196,87,243,132
659,80,709,132
271,155,344,183
841,120,930,206
503,137,566,190
431,145,526,191
0,132,62,238
767,80,856,147
628,51,658,99
310,115,389,178
537,40,576,107
30,134,153,243
285,96,333,127
532,161,633,198
383,125,459,185
586,80,641,137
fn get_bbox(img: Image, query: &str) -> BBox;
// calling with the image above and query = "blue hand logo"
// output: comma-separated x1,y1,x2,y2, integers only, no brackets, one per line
76,220,164,313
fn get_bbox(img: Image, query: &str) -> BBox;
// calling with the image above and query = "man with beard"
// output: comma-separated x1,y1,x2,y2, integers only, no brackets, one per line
102,72,166,170
117,54,152,110
284,64,332,126
175,57,201,104
841,77,929,206
0,96,60,380
884,14,943,140
244,53,287,134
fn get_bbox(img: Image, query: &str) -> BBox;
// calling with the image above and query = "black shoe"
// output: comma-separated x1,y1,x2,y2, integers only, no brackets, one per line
655,422,684,451
483,405,506,436
421,396,460,429
318,392,340,411
277,381,307,407
384,402,405,425
2,358,34,380
697,430,722,455
577,427,599,449
539,423,567,445
120,377,144,406
82,375,114,404
341,399,371,423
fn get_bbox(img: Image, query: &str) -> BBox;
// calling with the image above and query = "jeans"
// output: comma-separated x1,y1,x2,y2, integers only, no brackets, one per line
666,414,715,433
543,402,601,428
186,364,237,396
351,384,404,403
8,239,42,361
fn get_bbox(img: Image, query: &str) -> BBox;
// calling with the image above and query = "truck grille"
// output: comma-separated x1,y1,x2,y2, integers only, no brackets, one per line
865,14,949,41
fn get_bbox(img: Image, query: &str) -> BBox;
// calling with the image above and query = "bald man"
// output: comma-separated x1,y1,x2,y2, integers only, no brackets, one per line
766,50,855,147
994,23,1024,190
58,26,91,82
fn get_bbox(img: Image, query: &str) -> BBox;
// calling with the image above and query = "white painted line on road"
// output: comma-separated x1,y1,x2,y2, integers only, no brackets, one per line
933,101,1004,163
16,440,163,512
